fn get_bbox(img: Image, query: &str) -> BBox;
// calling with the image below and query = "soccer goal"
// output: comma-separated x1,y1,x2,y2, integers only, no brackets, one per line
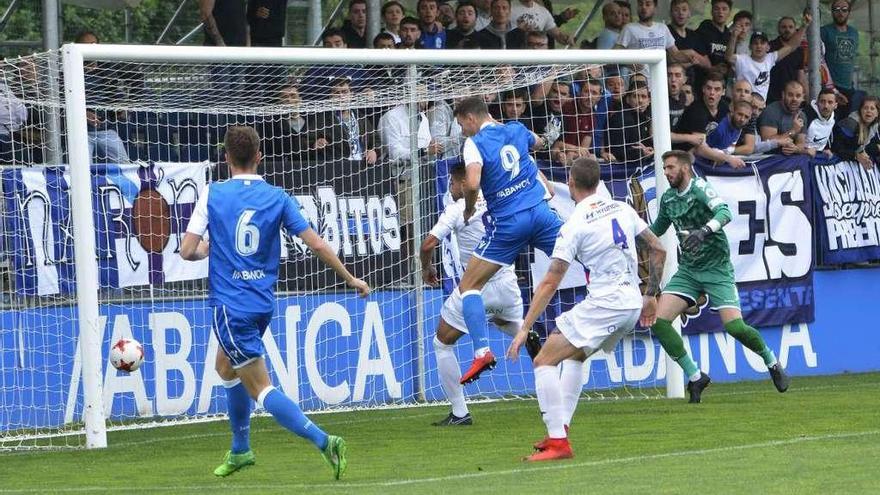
0,45,683,450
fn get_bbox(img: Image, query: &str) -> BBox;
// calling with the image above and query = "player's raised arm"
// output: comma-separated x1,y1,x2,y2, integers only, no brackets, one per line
298,228,371,297
680,179,732,253
635,227,666,327
507,257,569,360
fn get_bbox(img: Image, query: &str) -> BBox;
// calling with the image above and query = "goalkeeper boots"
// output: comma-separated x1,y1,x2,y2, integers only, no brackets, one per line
321,435,347,480
213,450,255,477
525,330,543,361
534,425,569,450
460,350,497,385
687,372,712,403
769,363,790,393
525,438,573,462
432,412,473,426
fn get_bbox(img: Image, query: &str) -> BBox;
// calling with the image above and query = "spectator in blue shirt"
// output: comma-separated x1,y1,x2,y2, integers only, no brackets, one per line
418,0,447,48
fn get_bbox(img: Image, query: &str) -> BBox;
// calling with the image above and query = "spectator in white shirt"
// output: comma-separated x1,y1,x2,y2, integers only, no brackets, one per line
725,13,811,101
510,0,573,46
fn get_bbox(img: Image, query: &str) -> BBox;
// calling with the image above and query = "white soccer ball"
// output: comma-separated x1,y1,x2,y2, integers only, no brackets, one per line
110,338,145,372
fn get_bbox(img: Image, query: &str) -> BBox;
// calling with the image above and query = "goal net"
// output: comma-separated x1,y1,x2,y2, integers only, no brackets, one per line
0,46,679,450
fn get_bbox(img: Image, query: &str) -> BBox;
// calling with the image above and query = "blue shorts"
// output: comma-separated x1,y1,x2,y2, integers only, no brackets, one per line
212,305,273,369
474,202,563,266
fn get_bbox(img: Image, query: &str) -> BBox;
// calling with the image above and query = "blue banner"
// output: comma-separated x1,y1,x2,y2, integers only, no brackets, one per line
812,159,880,264
689,155,815,333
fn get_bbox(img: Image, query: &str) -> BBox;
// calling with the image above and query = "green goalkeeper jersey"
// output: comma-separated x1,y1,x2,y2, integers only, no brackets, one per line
650,177,733,269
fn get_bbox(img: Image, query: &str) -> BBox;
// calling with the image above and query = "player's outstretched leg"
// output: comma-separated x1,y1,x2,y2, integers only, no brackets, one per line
214,378,256,477
652,317,710,403
723,317,789,392
432,334,473,426
534,358,582,451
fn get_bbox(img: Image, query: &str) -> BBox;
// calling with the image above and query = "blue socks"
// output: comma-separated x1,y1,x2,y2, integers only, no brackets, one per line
258,386,328,450
223,379,253,454
461,290,490,355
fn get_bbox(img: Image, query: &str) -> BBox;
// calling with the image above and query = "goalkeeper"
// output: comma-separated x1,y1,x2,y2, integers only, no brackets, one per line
650,150,790,403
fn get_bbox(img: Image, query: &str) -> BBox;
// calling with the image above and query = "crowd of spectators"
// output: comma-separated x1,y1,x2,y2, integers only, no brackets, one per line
0,0,877,171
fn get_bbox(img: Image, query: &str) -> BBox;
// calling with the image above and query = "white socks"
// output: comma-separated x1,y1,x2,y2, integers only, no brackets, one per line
433,336,469,418
559,359,585,427
534,366,566,438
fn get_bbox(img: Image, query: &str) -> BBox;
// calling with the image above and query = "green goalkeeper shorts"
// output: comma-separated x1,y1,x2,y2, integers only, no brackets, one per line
663,262,741,311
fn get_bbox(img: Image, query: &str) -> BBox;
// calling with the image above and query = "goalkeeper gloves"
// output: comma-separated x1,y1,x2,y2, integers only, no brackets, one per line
681,226,712,254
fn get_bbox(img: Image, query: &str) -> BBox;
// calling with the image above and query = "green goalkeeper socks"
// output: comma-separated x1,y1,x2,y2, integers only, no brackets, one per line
724,318,777,367
652,318,700,379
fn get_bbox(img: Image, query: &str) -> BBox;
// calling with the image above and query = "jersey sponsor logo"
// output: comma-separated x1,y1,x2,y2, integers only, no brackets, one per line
496,177,532,199
232,269,266,281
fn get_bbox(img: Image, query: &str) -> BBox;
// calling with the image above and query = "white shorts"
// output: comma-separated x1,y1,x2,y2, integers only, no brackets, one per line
555,299,640,354
441,270,524,337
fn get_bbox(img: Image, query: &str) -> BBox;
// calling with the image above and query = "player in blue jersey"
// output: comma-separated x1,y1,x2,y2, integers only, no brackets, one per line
180,126,370,479
452,96,563,384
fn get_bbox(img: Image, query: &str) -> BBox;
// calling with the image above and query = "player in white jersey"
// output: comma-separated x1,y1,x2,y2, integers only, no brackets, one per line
507,157,667,461
420,162,540,426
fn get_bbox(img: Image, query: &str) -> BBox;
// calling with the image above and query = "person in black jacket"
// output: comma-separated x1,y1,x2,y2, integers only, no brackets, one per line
307,76,379,165
831,96,880,170
607,80,654,164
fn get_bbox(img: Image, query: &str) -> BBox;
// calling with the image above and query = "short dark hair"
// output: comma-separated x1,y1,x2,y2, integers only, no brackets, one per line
613,0,631,11
224,126,261,168
733,99,753,112
491,0,511,9
75,30,99,43
661,149,693,167
322,27,346,42
456,0,476,14
702,70,725,88
784,80,804,92
502,88,528,102
669,0,689,9
449,161,467,178
569,157,601,191
817,87,836,98
381,0,404,16
400,16,421,28
453,96,490,118
732,10,752,23
628,80,650,93
373,32,396,46
348,0,366,11
417,0,438,9
710,0,732,7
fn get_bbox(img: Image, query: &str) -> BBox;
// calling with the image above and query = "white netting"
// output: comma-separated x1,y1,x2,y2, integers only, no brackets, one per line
0,48,670,450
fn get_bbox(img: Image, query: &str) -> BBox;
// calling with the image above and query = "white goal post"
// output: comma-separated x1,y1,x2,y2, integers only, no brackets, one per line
52,44,684,450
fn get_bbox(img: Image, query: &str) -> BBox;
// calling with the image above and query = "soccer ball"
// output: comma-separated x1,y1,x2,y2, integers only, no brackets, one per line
110,339,145,372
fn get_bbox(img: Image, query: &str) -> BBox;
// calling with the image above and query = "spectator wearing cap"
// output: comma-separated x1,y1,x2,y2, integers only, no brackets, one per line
767,16,808,104
727,12,810,102
446,1,479,48
381,1,405,43
803,88,838,157
821,0,860,110
308,76,379,164
759,80,809,155
341,0,368,48
418,0,447,49
199,0,247,46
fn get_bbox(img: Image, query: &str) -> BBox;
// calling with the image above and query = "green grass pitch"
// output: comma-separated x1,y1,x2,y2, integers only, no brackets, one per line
2,373,879,494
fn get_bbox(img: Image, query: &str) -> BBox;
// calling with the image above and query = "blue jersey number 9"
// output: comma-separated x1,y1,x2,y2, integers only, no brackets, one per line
611,218,629,249
235,209,260,256
499,144,521,180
